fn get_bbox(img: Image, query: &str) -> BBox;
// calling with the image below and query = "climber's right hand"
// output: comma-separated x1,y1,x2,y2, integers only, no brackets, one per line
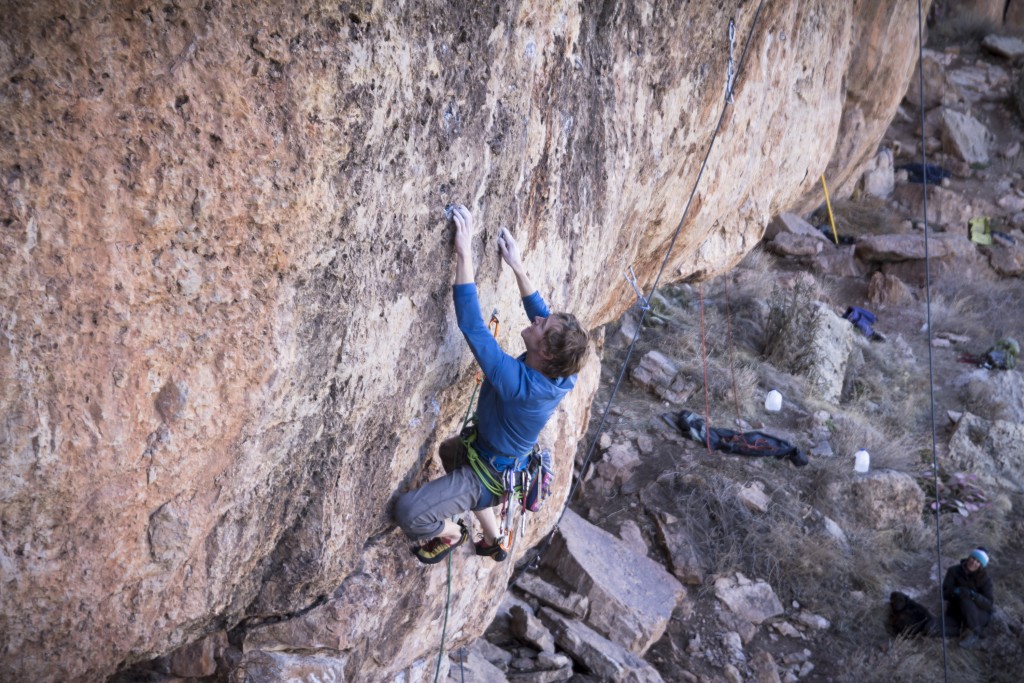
452,205,473,259
498,227,523,273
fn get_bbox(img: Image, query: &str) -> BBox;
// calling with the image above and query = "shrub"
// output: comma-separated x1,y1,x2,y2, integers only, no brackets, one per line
763,279,826,378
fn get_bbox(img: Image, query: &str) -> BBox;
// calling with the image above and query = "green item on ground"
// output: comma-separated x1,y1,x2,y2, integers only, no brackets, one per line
983,337,1019,370
969,217,992,246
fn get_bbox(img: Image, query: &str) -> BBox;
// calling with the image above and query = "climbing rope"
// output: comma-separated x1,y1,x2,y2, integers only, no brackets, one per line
564,0,767,503
698,282,712,452
915,0,950,677
431,549,454,683
724,277,742,422
434,311,499,682
510,0,768,583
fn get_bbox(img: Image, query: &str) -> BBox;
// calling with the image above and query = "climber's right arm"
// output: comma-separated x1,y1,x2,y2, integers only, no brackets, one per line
498,227,536,299
453,205,474,285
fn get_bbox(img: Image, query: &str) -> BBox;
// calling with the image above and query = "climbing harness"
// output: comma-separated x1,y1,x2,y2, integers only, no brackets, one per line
460,423,545,553
460,427,505,497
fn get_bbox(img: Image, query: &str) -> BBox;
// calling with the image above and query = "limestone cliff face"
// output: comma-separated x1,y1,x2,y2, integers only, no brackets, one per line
813,0,925,204
0,2,924,681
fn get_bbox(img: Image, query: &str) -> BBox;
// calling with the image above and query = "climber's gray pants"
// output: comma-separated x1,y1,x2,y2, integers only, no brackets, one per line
394,438,498,542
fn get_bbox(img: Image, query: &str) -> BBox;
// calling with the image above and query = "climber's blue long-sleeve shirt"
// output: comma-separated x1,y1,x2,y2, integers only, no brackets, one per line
453,283,576,465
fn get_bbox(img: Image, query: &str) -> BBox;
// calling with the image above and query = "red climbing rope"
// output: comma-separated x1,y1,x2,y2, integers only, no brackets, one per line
698,283,712,453
724,277,742,422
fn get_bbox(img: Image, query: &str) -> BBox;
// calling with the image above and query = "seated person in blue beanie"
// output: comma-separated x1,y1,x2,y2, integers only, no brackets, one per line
394,205,588,565
942,546,995,648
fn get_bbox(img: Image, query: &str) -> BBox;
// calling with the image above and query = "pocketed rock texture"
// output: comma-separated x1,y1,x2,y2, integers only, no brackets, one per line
0,2,925,681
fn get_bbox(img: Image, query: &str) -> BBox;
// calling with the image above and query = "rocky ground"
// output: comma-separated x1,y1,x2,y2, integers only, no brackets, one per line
442,21,1024,683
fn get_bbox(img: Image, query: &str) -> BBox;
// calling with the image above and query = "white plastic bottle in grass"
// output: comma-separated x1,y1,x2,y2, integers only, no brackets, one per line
764,390,782,412
854,449,870,473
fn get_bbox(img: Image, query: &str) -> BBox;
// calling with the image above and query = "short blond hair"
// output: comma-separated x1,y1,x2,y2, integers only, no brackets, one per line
542,313,588,378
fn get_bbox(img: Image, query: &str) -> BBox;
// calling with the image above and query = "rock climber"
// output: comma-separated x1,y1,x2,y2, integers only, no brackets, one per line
394,205,588,565
942,546,995,649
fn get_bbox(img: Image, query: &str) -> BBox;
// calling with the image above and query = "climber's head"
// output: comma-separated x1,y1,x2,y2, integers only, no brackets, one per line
966,547,989,572
522,312,588,379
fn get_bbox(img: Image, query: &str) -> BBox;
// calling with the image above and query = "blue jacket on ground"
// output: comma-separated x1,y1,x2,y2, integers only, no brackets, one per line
453,283,576,467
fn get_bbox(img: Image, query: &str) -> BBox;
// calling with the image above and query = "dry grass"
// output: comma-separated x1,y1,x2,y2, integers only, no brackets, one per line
991,146,1024,177
833,635,980,683
928,4,1002,50
603,234,1024,681
824,396,927,472
959,376,1016,421
762,279,828,380
930,269,1024,344
639,278,764,421
662,471,849,605
925,289,989,341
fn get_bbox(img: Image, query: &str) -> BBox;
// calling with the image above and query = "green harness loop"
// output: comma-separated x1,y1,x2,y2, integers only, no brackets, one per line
460,429,505,497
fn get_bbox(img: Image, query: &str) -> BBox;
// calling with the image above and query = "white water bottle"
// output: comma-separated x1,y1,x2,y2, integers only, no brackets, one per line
764,390,782,412
854,449,870,473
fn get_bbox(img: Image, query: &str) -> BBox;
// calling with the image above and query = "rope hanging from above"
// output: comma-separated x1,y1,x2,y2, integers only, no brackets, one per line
514,0,769,585
914,0,951,678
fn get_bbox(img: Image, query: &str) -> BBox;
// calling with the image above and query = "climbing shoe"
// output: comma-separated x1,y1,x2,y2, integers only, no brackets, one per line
474,539,508,563
412,521,468,565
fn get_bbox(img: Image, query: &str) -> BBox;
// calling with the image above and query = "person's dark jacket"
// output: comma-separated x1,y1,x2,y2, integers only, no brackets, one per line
942,560,994,614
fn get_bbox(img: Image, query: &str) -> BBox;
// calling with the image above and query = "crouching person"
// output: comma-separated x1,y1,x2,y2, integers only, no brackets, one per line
394,205,587,565
942,546,995,648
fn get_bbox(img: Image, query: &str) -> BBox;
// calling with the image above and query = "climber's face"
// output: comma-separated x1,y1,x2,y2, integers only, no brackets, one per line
522,315,555,357
965,557,981,573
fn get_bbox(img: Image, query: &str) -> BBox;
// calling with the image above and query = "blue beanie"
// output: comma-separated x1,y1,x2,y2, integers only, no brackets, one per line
969,547,990,568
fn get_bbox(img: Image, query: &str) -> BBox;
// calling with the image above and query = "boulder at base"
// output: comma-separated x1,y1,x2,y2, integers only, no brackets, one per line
545,509,685,654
